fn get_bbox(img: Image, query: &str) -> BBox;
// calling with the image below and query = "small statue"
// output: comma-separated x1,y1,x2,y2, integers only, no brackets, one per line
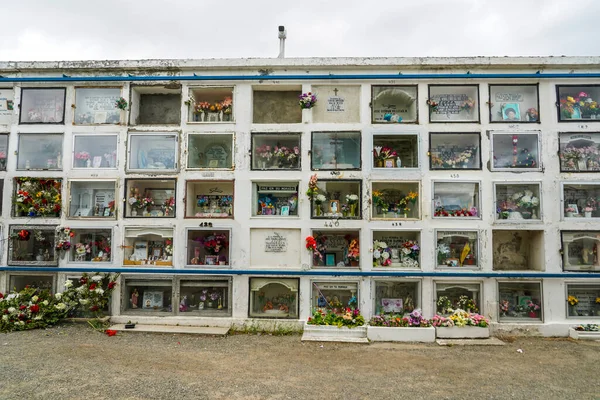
131,289,139,309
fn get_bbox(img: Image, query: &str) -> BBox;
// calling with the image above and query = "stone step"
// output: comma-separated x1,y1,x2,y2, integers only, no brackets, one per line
109,324,230,336
436,338,506,346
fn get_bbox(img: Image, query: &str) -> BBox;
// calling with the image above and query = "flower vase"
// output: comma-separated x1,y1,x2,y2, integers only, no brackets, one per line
375,159,384,168
219,110,224,121
508,211,523,220
199,302,205,310
585,211,592,218
350,204,357,217
521,211,532,219
260,160,267,169
0,158,6,170
86,159,92,168
315,204,323,217
350,260,359,267
528,311,537,318
569,305,578,316
131,209,138,217
207,301,214,308
566,212,573,218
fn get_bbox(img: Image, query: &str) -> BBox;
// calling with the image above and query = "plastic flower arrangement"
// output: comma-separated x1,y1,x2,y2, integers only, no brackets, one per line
299,92,317,109
162,197,175,215
574,324,599,332
560,91,599,119
307,233,327,263
596,297,600,304
209,102,223,112
369,309,431,328
436,296,453,315
565,207,576,213
431,147,475,168
164,239,173,256
500,300,510,314
431,310,489,328
434,206,478,217
373,240,392,266
527,300,540,312
255,145,273,163
456,295,479,313
426,99,439,111
55,227,74,252
346,238,360,262
306,174,319,199
346,194,359,204
196,233,228,255
568,295,579,306
307,307,365,328
305,236,317,252
115,97,128,110
194,101,211,114
314,194,327,205
526,107,539,121
460,98,476,112
221,96,233,113
75,151,90,161
14,178,62,217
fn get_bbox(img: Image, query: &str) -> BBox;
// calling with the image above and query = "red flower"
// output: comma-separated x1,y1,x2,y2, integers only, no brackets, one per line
17,230,31,241
19,305,27,310
305,236,317,251
105,329,117,337
89,283,97,291
107,281,117,290
29,304,40,313
80,277,88,284
89,305,99,312
0,293,4,299
18,313,26,320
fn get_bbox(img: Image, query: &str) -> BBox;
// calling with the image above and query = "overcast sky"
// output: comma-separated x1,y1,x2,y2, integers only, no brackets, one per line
2,0,599,61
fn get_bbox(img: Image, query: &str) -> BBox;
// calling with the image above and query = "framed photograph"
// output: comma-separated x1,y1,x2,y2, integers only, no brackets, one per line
325,253,336,266
502,103,521,121
568,204,579,214
142,290,164,309
384,158,396,168
103,208,111,217
280,206,290,216
204,255,218,265
262,207,273,215
329,200,340,214
133,241,148,260
152,247,163,258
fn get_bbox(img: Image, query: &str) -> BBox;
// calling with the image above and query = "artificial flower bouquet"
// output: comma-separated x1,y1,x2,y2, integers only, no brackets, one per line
431,310,489,328
299,92,317,109
14,178,62,217
307,307,365,329
369,309,431,328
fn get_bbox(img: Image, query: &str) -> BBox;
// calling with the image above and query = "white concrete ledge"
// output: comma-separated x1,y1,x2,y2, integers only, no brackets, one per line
367,326,435,342
436,326,490,339
302,323,368,343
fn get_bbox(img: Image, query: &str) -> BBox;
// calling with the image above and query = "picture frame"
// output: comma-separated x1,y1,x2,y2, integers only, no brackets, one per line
502,103,521,121
329,200,340,214
325,253,336,266
103,208,111,217
384,158,396,168
280,205,290,216
262,207,273,216
382,298,403,313
204,255,218,265
152,247,163,259
142,290,164,309
568,204,579,214
133,241,148,260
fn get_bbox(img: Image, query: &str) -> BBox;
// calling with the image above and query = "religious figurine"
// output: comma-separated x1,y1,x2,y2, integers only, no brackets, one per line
131,289,139,309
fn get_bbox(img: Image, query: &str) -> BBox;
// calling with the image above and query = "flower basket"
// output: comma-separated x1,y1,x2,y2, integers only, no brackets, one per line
435,326,490,339
367,326,435,342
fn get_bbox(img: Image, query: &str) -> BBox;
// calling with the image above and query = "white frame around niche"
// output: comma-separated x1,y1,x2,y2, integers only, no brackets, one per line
434,229,481,271
431,180,482,220
186,132,235,170
126,132,179,173
370,131,421,170
492,181,543,223
489,130,542,172
560,182,600,221
370,228,422,270
66,226,114,265
71,133,119,170
186,86,236,124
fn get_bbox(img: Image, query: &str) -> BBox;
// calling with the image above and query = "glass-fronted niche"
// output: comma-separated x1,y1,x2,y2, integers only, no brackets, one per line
68,180,116,218
562,183,600,219
19,88,66,124
187,133,234,169
185,180,233,218
74,88,122,125
566,284,600,317
428,85,479,123
310,230,360,268
432,181,480,218
249,278,299,319
557,85,600,122
492,230,544,271
17,133,63,170
13,178,62,218
122,227,174,267
252,86,302,124
72,134,118,169
561,231,600,272
186,229,231,267
429,133,481,170
179,278,232,316
311,132,361,170
8,274,54,292
311,180,361,219
127,133,178,172
122,278,174,314
126,179,176,218
129,85,181,125
435,282,481,315
372,134,418,169
251,133,301,170
8,225,57,266
374,281,419,315
489,85,540,123
559,132,600,172
371,181,420,219
494,183,541,221
371,85,418,123
491,131,540,171
372,231,420,269
436,231,479,269
252,181,298,217
499,282,542,321
311,281,358,312
68,228,112,263
0,134,8,171
187,87,233,122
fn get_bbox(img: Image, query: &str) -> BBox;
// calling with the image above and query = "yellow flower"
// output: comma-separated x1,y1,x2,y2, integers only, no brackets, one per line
567,96,575,103
407,191,418,200
568,295,578,306
36,192,42,198
596,297,600,304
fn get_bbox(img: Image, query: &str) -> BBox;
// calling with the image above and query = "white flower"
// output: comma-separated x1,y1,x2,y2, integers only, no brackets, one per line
7,294,18,300
42,300,49,306
524,190,533,197
520,195,532,204
34,316,42,320
7,307,16,314
54,293,61,300
95,288,104,295
64,280,73,288
382,251,390,260
1,315,8,321
76,285,87,293
17,321,25,326
54,303,66,310
79,299,89,305
402,247,411,255
31,295,39,303
373,250,381,259
91,275,102,282
531,197,539,206
512,192,523,201
316,194,327,203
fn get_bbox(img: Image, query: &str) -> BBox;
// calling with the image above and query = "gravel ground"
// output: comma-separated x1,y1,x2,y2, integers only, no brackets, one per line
0,324,599,400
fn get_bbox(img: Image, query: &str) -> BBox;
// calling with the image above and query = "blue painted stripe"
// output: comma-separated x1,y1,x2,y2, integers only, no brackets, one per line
1,72,600,83
0,266,597,278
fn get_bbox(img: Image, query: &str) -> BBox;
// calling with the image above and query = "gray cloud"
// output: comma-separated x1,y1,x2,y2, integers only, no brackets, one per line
2,0,599,61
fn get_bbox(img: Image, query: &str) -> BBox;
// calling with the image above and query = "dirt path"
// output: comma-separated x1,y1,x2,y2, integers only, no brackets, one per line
0,324,598,399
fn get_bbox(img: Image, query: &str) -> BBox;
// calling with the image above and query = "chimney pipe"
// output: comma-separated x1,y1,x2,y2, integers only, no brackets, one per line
278,26,286,58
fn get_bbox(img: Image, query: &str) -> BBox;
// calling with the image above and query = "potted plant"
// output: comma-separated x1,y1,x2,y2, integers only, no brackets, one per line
568,295,579,316
584,206,594,218
303,304,367,343
367,310,435,342
565,207,576,218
